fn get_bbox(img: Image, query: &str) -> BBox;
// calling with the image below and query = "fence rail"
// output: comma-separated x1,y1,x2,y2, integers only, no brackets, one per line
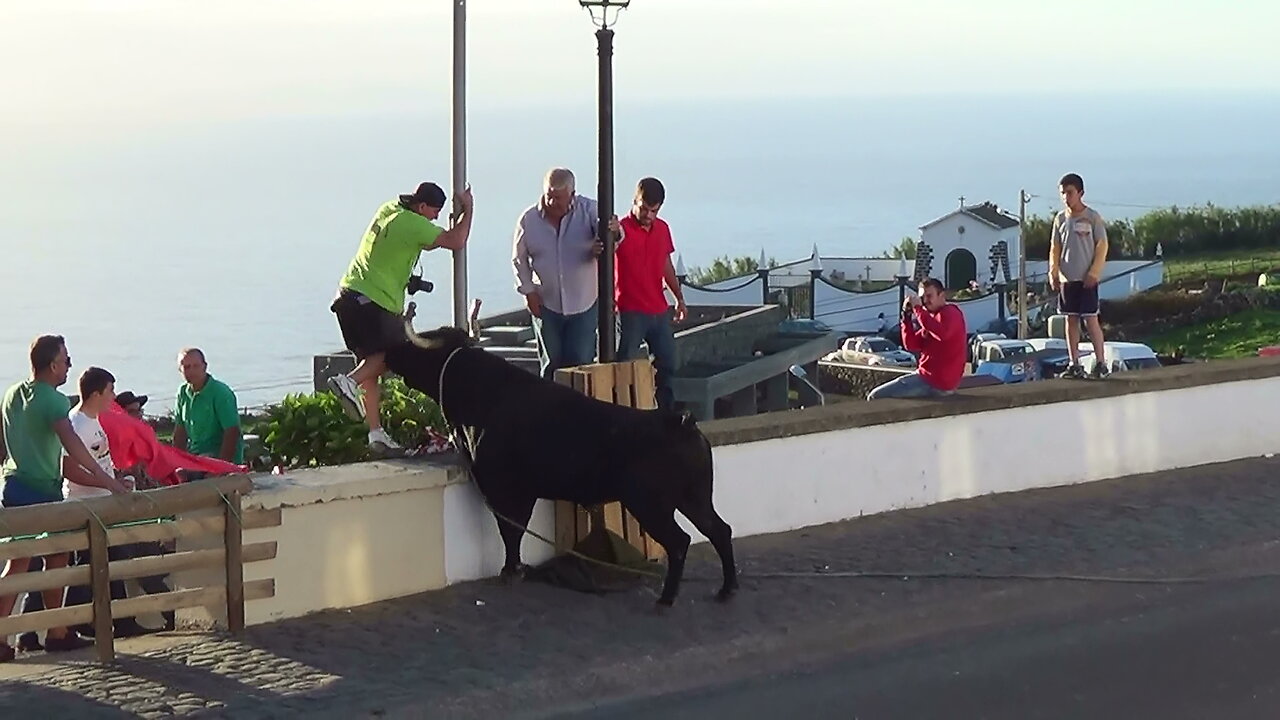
0,475,279,662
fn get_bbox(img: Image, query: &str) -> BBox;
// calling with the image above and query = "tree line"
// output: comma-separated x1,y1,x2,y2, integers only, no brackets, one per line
886,204,1279,260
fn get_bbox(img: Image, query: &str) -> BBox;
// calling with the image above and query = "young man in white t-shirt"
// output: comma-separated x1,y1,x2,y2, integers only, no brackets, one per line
63,368,131,499
58,367,170,638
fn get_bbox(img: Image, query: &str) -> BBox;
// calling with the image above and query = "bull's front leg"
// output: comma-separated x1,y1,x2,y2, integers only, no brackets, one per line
490,493,537,584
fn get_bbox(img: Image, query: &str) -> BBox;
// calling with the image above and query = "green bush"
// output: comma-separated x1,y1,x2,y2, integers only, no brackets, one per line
1021,204,1280,260
263,392,369,468
378,376,447,449
261,378,448,468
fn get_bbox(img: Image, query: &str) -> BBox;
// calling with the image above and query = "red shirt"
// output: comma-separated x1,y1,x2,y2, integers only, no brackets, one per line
615,215,675,314
901,303,967,391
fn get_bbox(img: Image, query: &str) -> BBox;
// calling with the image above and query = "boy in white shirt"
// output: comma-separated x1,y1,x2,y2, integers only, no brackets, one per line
59,367,170,638
63,368,131,499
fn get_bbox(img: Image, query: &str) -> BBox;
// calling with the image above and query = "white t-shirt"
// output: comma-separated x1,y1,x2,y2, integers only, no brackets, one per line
63,409,114,500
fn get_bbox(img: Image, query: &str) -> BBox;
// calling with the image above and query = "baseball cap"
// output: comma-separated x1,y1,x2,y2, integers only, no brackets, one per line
399,182,447,209
116,391,148,409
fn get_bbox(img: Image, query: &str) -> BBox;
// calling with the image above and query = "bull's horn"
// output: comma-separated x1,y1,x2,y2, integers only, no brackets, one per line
403,319,444,350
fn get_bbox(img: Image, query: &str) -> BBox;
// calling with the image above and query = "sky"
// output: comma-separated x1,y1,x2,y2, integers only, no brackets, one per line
3,0,1277,140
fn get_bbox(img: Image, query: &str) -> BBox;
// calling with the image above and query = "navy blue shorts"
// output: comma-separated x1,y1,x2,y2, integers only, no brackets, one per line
2,479,63,508
1058,281,1099,317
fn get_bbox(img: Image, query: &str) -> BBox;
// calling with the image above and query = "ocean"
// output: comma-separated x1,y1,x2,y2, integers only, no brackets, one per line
3,93,1277,411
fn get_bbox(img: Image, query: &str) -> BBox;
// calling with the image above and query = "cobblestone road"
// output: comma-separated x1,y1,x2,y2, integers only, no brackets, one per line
3,456,1280,718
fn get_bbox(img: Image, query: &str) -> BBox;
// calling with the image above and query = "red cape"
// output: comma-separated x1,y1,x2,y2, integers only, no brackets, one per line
99,402,247,485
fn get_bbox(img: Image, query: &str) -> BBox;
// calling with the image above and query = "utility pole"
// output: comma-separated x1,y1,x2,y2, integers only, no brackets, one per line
450,0,468,329
1017,188,1030,339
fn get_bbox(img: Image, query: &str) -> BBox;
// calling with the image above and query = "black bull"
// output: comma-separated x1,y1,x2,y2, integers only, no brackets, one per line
383,326,738,606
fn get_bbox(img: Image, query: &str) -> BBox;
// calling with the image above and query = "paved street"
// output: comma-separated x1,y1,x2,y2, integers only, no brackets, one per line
4,455,1280,719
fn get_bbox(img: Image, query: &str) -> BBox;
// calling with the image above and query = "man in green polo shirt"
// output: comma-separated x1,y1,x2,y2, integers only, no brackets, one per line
1,334,124,661
173,348,244,464
327,181,474,452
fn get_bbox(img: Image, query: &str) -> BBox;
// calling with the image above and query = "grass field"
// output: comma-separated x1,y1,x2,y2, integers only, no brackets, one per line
1143,308,1280,358
1163,249,1280,285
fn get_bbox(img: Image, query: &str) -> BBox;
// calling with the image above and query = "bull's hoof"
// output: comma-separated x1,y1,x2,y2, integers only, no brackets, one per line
498,564,529,585
715,585,738,603
653,596,676,612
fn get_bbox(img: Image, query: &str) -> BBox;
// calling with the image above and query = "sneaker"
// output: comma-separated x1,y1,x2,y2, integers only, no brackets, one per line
1057,364,1086,379
17,632,42,652
326,374,365,421
44,633,94,653
1090,363,1110,380
368,428,403,452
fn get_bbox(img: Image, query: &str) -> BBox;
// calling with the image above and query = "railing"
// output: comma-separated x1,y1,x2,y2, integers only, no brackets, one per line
0,475,279,662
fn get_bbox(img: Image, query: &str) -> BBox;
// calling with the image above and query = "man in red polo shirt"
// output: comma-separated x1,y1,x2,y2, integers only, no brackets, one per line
616,177,686,411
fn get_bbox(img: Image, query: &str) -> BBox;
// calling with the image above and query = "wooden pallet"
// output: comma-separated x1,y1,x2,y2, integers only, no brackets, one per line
552,358,664,560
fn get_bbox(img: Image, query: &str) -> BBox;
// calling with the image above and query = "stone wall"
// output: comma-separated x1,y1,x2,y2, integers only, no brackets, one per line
674,305,787,368
817,362,910,399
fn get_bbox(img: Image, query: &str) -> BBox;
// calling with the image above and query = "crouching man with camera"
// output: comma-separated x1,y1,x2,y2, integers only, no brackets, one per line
328,181,474,451
866,277,966,400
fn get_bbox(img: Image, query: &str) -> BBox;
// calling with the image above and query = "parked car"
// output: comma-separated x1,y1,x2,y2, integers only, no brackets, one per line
778,318,834,335
968,332,1007,363
972,339,1038,383
1079,342,1161,375
1024,337,1074,377
823,335,917,367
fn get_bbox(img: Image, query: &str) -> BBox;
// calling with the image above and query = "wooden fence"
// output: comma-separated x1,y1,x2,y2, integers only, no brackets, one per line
0,475,278,662
553,358,664,560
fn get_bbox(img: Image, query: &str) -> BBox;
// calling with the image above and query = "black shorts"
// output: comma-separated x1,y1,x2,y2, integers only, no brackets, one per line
1057,281,1099,317
331,289,407,359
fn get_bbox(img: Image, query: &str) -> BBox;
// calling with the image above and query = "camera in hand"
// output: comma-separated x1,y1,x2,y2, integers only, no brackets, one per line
407,273,434,295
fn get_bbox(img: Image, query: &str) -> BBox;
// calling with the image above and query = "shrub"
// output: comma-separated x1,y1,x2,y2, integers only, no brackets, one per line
262,392,369,468
261,378,448,468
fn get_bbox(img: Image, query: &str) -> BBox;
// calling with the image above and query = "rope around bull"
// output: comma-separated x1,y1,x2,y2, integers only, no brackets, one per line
398,311,1280,589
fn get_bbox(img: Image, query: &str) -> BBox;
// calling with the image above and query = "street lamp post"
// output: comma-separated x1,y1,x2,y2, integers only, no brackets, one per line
580,0,630,363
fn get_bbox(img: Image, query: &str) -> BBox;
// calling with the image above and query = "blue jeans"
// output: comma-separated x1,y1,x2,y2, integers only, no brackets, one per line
533,301,598,380
866,372,952,400
618,310,677,411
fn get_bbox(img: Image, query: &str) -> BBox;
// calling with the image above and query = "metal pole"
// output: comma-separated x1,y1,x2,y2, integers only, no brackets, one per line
451,0,468,329
596,27,616,362
1017,188,1028,339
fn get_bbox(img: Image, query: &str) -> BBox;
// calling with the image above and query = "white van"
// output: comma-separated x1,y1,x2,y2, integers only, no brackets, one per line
1079,342,1161,375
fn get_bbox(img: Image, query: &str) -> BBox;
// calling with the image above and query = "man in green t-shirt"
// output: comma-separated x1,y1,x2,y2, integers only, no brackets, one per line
0,335,126,661
173,348,245,464
327,181,474,452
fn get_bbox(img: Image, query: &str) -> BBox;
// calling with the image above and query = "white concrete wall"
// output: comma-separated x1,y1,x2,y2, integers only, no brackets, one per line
813,281,900,333
1024,259,1162,285
682,376,1280,543
442,484,556,584
952,292,1002,330
191,368,1275,628
683,276,765,306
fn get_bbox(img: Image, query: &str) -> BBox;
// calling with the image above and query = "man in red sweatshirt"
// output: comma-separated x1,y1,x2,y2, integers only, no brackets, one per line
867,277,967,400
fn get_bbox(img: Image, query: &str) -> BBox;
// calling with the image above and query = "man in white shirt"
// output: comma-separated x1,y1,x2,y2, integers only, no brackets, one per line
63,368,130,499
58,367,170,638
511,167,620,379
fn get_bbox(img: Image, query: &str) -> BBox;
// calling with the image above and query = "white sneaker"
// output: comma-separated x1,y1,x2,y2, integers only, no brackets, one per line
326,375,365,421
368,428,403,451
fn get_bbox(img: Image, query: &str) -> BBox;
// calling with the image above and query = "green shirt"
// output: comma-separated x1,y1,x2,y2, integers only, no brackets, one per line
2,380,71,496
175,375,244,464
339,199,444,314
